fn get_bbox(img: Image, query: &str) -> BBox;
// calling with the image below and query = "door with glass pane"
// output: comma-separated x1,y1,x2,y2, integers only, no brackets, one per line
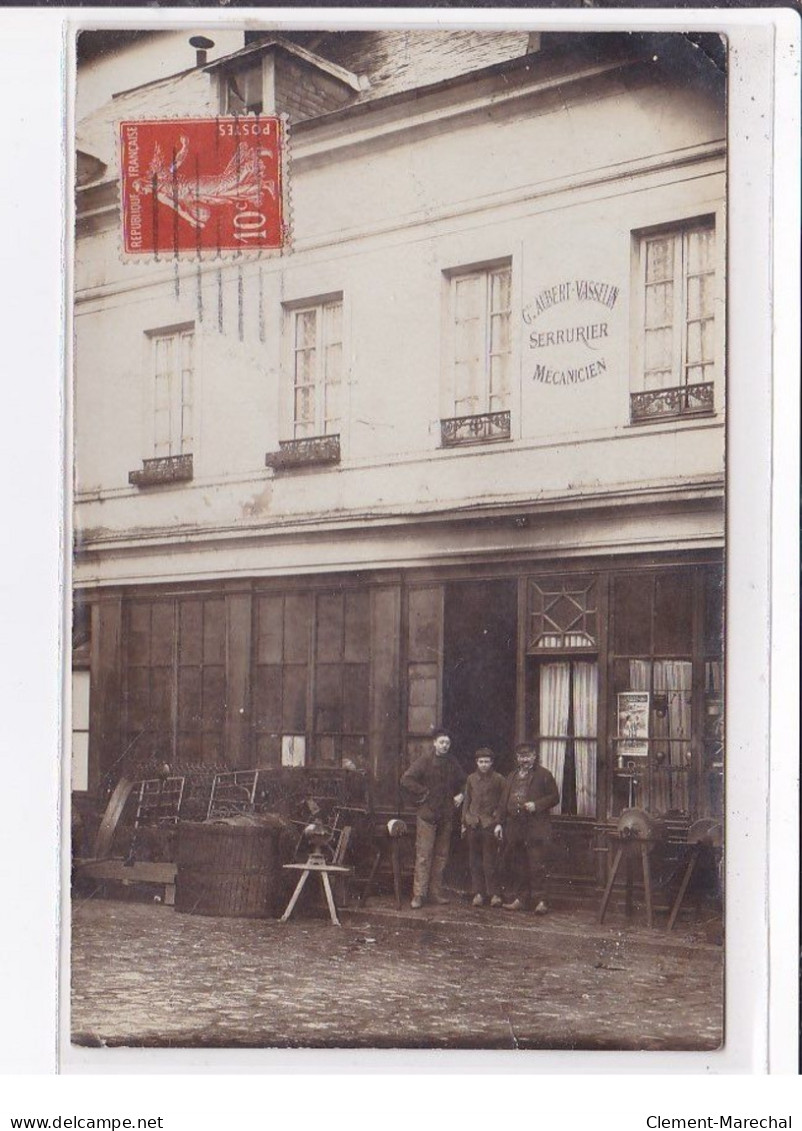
529,659,599,817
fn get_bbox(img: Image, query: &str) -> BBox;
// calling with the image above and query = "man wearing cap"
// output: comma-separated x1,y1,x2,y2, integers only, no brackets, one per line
496,742,560,913
462,748,506,907
401,728,465,909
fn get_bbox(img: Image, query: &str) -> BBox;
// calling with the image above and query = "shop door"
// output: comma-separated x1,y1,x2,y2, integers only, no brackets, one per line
528,659,599,817
443,579,517,773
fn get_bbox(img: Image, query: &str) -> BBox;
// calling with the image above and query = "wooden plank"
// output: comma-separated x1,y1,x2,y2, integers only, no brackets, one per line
78,860,177,883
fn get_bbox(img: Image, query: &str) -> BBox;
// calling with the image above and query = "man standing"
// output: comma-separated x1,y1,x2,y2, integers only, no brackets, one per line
401,728,465,909
496,742,560,913
462,748,506,907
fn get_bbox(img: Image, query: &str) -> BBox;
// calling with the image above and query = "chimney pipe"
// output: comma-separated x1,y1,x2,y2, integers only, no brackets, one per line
189,36,215,67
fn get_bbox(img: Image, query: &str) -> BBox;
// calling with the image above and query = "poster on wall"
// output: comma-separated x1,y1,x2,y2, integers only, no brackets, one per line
617,691,650,759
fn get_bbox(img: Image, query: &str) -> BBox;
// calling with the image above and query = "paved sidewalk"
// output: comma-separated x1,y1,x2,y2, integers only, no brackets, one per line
71,894,723,1051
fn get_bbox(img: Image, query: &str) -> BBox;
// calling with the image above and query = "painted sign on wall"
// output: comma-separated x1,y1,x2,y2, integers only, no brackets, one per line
523,279,619,386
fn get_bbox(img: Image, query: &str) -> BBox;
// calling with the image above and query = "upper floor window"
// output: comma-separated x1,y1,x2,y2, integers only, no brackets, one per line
130,324,195,487
153,325,194,457
441,262,512,446
451,263,511,417
632,219,716,424
291,298,343,439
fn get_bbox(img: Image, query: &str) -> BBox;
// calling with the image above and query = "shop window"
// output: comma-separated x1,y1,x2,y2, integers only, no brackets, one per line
610,571,697,816
631,219,716,423
313,590,370,768
441,262,512,446
122,596,225,766
252,593,312,766
252,588,370,769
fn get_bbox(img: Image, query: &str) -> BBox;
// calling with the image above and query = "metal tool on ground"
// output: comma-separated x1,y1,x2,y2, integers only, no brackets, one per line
666,818,722,932
598,808,669,928
279,817,353,926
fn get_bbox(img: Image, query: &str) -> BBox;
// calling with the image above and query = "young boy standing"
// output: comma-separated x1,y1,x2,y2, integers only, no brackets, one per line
462,748,506,907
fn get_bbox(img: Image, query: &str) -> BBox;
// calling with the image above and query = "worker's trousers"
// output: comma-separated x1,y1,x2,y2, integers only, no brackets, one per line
503,817,548,907
413,815,452,900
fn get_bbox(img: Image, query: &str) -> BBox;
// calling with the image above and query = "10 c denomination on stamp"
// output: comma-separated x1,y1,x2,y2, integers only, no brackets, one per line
120,117,285,256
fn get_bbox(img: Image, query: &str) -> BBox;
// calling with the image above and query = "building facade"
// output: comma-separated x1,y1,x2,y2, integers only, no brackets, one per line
73,29,726,887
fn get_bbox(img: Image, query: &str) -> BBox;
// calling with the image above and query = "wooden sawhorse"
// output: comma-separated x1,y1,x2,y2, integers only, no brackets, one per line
598,835,657,929
358,835,405,910
279,853,352,926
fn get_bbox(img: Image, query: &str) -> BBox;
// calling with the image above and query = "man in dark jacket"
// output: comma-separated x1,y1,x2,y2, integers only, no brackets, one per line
401,728,465,909
496,742,560,913
462,748,506,907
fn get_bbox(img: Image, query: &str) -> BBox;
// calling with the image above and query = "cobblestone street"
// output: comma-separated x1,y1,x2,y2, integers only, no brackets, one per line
71,896,723,1051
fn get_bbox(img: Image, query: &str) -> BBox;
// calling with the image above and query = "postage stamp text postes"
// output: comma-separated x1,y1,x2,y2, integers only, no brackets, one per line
120,118,285,257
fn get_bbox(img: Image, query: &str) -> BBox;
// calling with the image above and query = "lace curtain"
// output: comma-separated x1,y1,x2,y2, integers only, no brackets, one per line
539,662,570,814
628,660,692,813
539,661,598,817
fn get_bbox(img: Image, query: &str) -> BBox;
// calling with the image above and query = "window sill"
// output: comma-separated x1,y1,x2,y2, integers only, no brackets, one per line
265,434,341,471
129,454,194,487
440,410,511,448
629,383,715,425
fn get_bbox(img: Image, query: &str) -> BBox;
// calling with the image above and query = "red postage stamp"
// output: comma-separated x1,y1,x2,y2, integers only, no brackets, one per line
119,117,285,255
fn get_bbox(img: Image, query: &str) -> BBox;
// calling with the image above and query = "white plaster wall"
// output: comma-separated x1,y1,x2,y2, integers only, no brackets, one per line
73,56,726,569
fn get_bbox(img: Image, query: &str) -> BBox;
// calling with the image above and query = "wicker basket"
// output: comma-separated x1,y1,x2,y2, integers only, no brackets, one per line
175,818,285,919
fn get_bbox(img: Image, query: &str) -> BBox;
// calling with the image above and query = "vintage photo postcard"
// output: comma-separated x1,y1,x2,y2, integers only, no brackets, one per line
66,14,751,1061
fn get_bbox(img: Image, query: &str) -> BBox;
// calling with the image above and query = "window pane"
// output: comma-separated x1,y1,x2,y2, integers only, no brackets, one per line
686,320,703,364
490,268,511,312
315,664,342,732
316,593,344,663
454,275,482,321
253,665,282,730
178,600,203,665
654,573,693,654
324,380,341,431
323,301,342,344
686,226,714,274
645,281,673,326
324,341,342,384
343,663,369,732
455,316,482,364
294,386,315,426
686,273,714,320
255,596,283,665
295,309,317,348
645,237,674,283
490,310,510,355
644,327,673,372
454,361,480,414
294,348,316,386
489,354,510,406
282,665,307,731
284,595,311,664
177,667,201,732
344,590,370,661
612,574,652,654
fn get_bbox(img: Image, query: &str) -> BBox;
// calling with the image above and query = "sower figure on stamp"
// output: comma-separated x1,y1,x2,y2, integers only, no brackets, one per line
401,728,465,909
497,742,560,913
461,748,506,908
